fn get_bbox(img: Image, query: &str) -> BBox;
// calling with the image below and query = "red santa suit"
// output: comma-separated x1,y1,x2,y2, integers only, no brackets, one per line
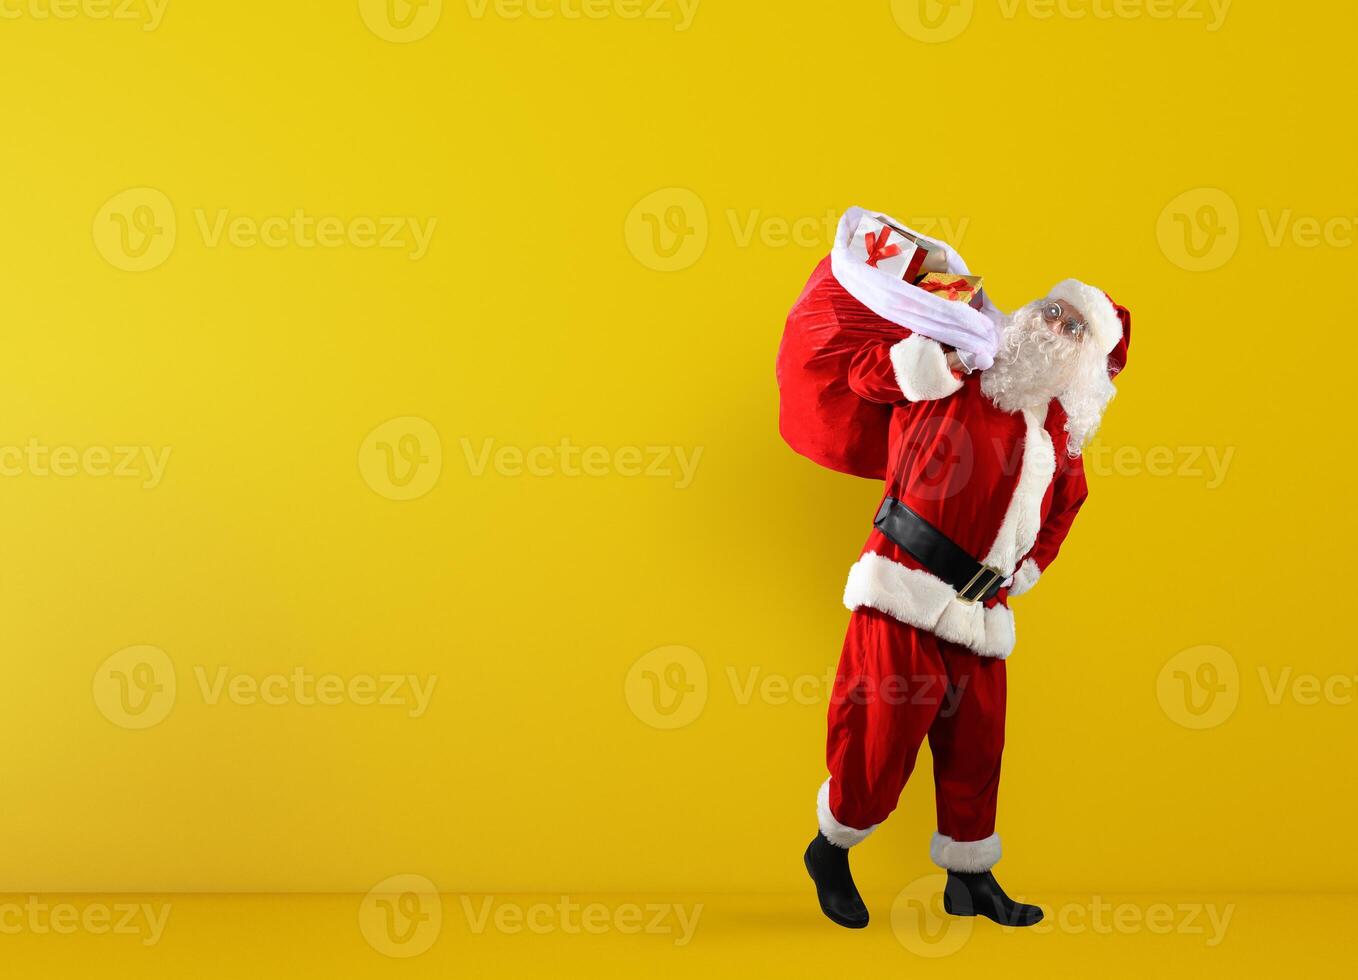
815,278,1128,874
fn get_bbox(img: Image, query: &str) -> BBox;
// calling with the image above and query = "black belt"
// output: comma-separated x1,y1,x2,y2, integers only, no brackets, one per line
872,497,1006,604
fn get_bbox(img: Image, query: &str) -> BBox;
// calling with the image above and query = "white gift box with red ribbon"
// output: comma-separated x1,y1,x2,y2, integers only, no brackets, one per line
846,213,947,282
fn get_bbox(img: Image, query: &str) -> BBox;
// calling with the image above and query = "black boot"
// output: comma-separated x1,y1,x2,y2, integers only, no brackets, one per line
804,834,869,929
943,870,1043,926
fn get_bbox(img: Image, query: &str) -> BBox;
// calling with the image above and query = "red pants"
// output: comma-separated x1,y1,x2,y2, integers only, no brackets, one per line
818,606,1007,871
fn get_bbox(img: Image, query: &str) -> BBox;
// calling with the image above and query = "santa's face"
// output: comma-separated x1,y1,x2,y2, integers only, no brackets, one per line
981,298,1116,456
980,301,1085,412
1037,299,1090,345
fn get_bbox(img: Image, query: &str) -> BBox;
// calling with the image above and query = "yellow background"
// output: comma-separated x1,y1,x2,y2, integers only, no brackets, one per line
0,0,1353,961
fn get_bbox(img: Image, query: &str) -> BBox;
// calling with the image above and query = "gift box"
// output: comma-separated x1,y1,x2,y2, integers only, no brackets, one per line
916,272,984,310
848,213,946,282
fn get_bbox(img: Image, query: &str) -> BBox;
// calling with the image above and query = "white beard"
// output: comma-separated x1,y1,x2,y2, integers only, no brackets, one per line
981,302,1116,457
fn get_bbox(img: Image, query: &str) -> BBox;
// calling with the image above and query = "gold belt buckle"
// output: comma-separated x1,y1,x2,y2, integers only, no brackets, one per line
957,565,1003,604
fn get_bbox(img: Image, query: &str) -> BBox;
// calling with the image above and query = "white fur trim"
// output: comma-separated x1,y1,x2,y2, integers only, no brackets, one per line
817,779,876,848
1047,279,1121,355
889,336,964,402
980,409,1056,576
843,554,1016,660
931,832,1002,872
1008,558,1041,597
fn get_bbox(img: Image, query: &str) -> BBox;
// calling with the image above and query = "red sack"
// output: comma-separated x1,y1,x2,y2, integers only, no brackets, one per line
776,257,907,481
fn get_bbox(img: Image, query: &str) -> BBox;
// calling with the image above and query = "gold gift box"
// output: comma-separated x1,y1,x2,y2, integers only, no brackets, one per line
915,272,984,310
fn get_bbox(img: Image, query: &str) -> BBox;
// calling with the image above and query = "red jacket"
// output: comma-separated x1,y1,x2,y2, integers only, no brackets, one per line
842,334,1087,659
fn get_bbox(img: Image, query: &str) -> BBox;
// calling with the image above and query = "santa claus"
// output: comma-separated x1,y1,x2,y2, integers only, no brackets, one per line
801,272,1130,929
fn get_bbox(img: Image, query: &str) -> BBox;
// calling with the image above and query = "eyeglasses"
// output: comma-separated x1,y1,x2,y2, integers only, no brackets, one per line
1040,300,1088,342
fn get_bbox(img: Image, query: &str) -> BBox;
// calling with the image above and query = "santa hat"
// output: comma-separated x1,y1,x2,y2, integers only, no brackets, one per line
1047,279,1128,371
1106,297,1130,378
